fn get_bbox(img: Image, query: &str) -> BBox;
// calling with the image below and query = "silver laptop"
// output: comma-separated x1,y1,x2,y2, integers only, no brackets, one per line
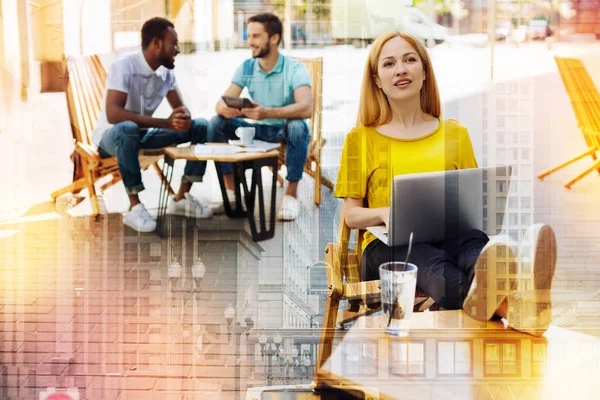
367,166,512,246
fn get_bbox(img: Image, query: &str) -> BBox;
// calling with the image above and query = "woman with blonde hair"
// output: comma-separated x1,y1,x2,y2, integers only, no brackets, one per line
334,31,557,334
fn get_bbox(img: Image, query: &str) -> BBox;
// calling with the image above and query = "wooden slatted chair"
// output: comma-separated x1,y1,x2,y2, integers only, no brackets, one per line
315,206,435,375
50,55,172,214
538,56,600,188
276,57,333,206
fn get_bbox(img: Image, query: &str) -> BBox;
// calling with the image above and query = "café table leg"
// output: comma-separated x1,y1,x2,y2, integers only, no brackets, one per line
157,155,175,237
215,156,279,241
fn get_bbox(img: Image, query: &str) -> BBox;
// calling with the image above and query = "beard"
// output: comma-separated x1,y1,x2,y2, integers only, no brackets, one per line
252,45,270,59
159,50,175,69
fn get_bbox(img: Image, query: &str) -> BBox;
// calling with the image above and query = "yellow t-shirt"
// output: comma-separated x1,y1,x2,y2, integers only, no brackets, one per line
334,118,479,252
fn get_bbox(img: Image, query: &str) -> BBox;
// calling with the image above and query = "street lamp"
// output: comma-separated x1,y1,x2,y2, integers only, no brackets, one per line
258,333,283,386
191,257,206,290
224,304,254,400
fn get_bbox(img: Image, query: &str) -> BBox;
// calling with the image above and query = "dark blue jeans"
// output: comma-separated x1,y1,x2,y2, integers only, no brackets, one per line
98,119,208,195
360,229,489,310
208,116,310,181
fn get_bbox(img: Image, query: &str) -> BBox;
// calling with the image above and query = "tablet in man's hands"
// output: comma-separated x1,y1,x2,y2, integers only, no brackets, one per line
222,96,255,109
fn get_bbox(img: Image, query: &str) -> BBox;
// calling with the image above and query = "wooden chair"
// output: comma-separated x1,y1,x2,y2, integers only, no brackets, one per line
315,208,435,375
50,55,172,214
276,57,333,206
537,56,600,189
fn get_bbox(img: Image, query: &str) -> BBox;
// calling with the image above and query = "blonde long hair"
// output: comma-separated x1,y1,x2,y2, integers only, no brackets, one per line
357,32,441,127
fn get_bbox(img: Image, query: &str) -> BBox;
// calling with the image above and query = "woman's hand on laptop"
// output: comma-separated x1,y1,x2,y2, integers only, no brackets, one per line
380,207,390,229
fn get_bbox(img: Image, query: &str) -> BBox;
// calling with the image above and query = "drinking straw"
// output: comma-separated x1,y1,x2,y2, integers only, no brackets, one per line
387,232,414,328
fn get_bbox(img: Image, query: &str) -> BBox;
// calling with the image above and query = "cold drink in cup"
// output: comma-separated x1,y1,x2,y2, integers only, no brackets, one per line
379,262,418,336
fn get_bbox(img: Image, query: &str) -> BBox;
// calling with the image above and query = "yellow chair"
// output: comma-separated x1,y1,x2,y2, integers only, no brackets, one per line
315,204,434,375
538,56,600,189
50,55,172,214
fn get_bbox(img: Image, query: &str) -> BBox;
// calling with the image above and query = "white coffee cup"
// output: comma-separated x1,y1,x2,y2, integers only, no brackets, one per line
236,127,255,146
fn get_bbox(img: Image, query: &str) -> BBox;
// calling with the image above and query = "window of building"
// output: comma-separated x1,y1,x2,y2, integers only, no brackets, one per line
498,262,507,275
437,341,472,376
521,131,531,144
508,115,518,131
521,148,531,161
496,181,507,193
390,341,425,375
496,148,506,161
509,262,518,275
496,98,506,112
496,196,506,209
521,82,533,96
508,131,518,144
343,341,378,377
497,131,505,144
496,165,510,176
521,197,531,209
496,246,507,257
496,214,505,226
520,115,533,130
520,98,533,113
497,115,506,129
484,340,520,376
497,279,506,290
508,197,519,209
509,213,519,225
532,342,547,376
509,148,519,161
521,214,531,226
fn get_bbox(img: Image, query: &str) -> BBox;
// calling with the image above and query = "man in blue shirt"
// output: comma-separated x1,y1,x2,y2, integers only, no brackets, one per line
209,13,313,221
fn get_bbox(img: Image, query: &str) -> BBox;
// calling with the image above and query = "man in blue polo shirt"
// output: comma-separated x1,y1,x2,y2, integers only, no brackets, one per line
209,13,313,221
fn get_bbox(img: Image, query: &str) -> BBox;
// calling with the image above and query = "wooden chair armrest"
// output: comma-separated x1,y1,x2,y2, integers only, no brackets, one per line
344,280,381,304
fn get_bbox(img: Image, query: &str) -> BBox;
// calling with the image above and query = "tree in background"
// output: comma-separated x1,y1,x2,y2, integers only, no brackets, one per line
269,0,331,42
413,0,468,28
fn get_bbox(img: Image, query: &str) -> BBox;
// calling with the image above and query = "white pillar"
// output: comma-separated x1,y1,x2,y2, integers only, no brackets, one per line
81,0,111,55
194,0,213,50
284,0,292,51
488,0,496,81
1,0,21,79
217,0,234,50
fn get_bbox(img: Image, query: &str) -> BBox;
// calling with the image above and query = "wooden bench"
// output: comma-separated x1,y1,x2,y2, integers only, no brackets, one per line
537,56,600,188
50,55,172,215
276,57,333,206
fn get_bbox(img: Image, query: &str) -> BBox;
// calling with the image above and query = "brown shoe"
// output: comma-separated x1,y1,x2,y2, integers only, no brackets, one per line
507,224,557,336
463,236,519,321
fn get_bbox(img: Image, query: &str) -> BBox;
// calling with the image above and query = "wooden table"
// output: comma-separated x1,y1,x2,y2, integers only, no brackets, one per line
157,145,280,241
315,310,600,400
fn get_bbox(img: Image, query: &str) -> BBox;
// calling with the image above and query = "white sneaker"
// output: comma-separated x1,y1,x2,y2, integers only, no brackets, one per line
167,193,213,219
277,195,299,221
123,203,156,232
